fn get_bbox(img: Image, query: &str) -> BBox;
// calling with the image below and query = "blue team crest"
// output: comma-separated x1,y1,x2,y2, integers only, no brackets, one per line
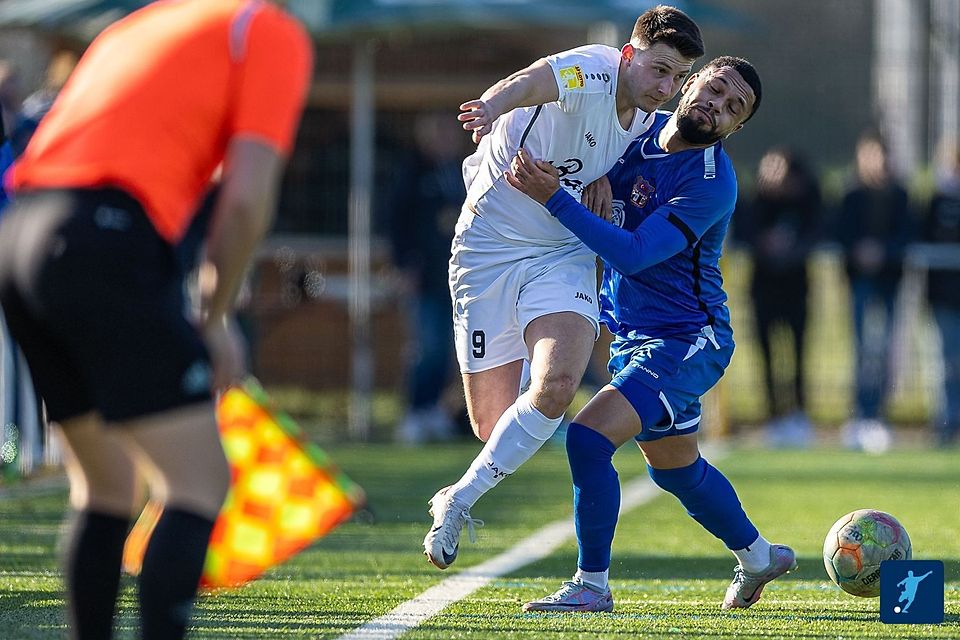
631,175,656,208
611,199,626,228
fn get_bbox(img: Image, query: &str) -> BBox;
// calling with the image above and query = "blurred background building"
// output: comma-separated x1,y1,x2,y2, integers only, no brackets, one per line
0,0,958,443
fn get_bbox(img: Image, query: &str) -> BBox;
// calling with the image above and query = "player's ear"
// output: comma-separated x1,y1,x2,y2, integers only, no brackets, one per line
681,73,698,94
620,43,635,63
726,123,744,138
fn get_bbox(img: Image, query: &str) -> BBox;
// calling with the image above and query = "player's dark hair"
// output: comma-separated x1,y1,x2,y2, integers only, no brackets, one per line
631,5,705,60
702,55,762,122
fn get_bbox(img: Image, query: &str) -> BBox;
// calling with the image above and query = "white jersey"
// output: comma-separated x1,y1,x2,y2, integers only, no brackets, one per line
462,44,655,246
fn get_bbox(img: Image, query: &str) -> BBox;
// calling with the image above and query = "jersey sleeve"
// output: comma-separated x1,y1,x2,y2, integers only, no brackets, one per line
655,167,738,244
231,7,314,156
545,45,617,114
545,189,688,275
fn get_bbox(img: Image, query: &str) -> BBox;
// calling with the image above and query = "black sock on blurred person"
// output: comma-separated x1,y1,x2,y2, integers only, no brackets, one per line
64,510,130,640
138,508,214,640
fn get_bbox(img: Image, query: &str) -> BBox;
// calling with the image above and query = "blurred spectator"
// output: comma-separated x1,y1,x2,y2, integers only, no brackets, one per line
2,93,46,479
924,140,960,447
837,131,913,453
391,112,466,444
0,64,47,479
0,109,12,207
746,148,821,447
0,59,21,135
9,50,77,157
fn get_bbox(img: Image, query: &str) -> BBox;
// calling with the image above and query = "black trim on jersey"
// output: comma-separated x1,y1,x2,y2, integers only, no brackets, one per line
518,105,543,149
689,243,716,327
667,212,697,247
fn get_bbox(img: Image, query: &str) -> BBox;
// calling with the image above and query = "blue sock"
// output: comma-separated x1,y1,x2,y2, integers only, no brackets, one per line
566,423,620,572
647,457,758,550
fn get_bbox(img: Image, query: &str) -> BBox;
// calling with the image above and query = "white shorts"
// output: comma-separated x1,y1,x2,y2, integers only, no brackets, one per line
449,209,600,373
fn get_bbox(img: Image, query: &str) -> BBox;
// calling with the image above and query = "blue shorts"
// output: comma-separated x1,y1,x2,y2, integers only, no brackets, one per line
608,331,734,442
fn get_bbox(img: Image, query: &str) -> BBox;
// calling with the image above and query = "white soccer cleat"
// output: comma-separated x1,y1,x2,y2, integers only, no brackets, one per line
722,544,797,609
423,486,483,569
523,579,614,613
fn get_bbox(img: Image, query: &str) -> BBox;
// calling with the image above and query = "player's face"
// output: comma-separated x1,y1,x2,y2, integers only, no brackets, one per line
622,43,696,113
675,66,755,145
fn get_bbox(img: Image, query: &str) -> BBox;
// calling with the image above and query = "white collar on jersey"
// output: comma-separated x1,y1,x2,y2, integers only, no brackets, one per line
639,135,669,159
639,135,719,180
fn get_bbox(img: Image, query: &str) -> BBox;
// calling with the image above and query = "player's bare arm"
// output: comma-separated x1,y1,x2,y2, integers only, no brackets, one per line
459,59,559,143
505,147,561,205
201,138,286,389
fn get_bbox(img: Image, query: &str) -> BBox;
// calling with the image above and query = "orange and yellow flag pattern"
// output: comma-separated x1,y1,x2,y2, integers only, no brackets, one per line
123,381,365,588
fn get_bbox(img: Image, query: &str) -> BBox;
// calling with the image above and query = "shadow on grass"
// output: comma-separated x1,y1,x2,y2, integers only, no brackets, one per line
509,554,960,584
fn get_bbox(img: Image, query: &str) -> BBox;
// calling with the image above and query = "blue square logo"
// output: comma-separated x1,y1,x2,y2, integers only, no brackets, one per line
880,560,944,624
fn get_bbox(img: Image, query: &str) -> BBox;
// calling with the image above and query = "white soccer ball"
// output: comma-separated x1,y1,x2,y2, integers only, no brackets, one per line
822,509,911,597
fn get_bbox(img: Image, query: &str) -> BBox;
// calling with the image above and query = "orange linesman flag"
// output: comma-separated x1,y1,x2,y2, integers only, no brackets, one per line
123,379,365,588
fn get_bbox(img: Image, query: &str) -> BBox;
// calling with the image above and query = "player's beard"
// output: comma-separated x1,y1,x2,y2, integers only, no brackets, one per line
677,104,721,145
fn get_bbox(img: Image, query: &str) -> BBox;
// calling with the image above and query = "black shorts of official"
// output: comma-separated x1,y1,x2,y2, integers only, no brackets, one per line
0,188,212,424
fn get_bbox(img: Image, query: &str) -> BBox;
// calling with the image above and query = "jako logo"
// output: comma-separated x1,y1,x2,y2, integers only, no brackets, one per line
575,291,593,304
584,132,597,147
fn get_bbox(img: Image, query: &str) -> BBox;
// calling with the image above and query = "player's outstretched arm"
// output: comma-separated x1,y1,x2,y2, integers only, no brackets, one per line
459,59,558,143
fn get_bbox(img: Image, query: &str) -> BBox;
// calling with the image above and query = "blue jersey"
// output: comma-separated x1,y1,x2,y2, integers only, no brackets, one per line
600,112,736,345
543,112,737,345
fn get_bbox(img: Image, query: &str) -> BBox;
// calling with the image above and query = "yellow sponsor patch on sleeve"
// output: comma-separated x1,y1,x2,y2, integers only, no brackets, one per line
558,65,586,90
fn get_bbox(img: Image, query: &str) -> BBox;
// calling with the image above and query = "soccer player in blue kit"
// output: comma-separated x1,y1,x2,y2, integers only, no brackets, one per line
507,56,797,613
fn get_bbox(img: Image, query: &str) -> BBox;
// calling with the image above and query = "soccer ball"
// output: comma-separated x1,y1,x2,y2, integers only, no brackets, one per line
822,509,911,597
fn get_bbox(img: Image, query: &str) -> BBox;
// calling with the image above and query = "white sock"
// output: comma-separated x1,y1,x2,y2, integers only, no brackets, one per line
448,393,562,508
575,568,608,591
733,534,773,573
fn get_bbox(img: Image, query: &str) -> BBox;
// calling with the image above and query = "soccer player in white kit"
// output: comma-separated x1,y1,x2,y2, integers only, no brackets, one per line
424,6,705,570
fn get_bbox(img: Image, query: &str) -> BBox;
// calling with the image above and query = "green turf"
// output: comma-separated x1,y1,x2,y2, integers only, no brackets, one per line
0,442,957,639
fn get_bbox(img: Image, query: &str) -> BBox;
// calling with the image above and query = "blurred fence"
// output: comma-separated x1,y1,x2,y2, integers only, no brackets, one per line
247,240,946,431
0,240,948,483
722,245,941,428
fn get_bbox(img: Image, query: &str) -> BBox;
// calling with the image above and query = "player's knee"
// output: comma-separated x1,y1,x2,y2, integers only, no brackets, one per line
76,479,140,517
470,416,497,442
530,372,579,418
164,451,230,520
646,456,707,493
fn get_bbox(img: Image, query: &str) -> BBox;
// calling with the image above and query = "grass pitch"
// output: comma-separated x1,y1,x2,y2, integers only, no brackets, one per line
1,440,958,639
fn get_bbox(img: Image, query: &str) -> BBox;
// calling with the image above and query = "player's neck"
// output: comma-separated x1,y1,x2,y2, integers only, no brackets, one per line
657,115,708,153
614,73,638,131
614,95,636,131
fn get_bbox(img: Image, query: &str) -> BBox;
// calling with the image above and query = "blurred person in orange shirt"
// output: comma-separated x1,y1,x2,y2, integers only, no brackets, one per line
0,1,312,639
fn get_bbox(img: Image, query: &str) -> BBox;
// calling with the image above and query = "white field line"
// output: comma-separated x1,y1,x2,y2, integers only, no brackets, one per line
336,446,724,640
